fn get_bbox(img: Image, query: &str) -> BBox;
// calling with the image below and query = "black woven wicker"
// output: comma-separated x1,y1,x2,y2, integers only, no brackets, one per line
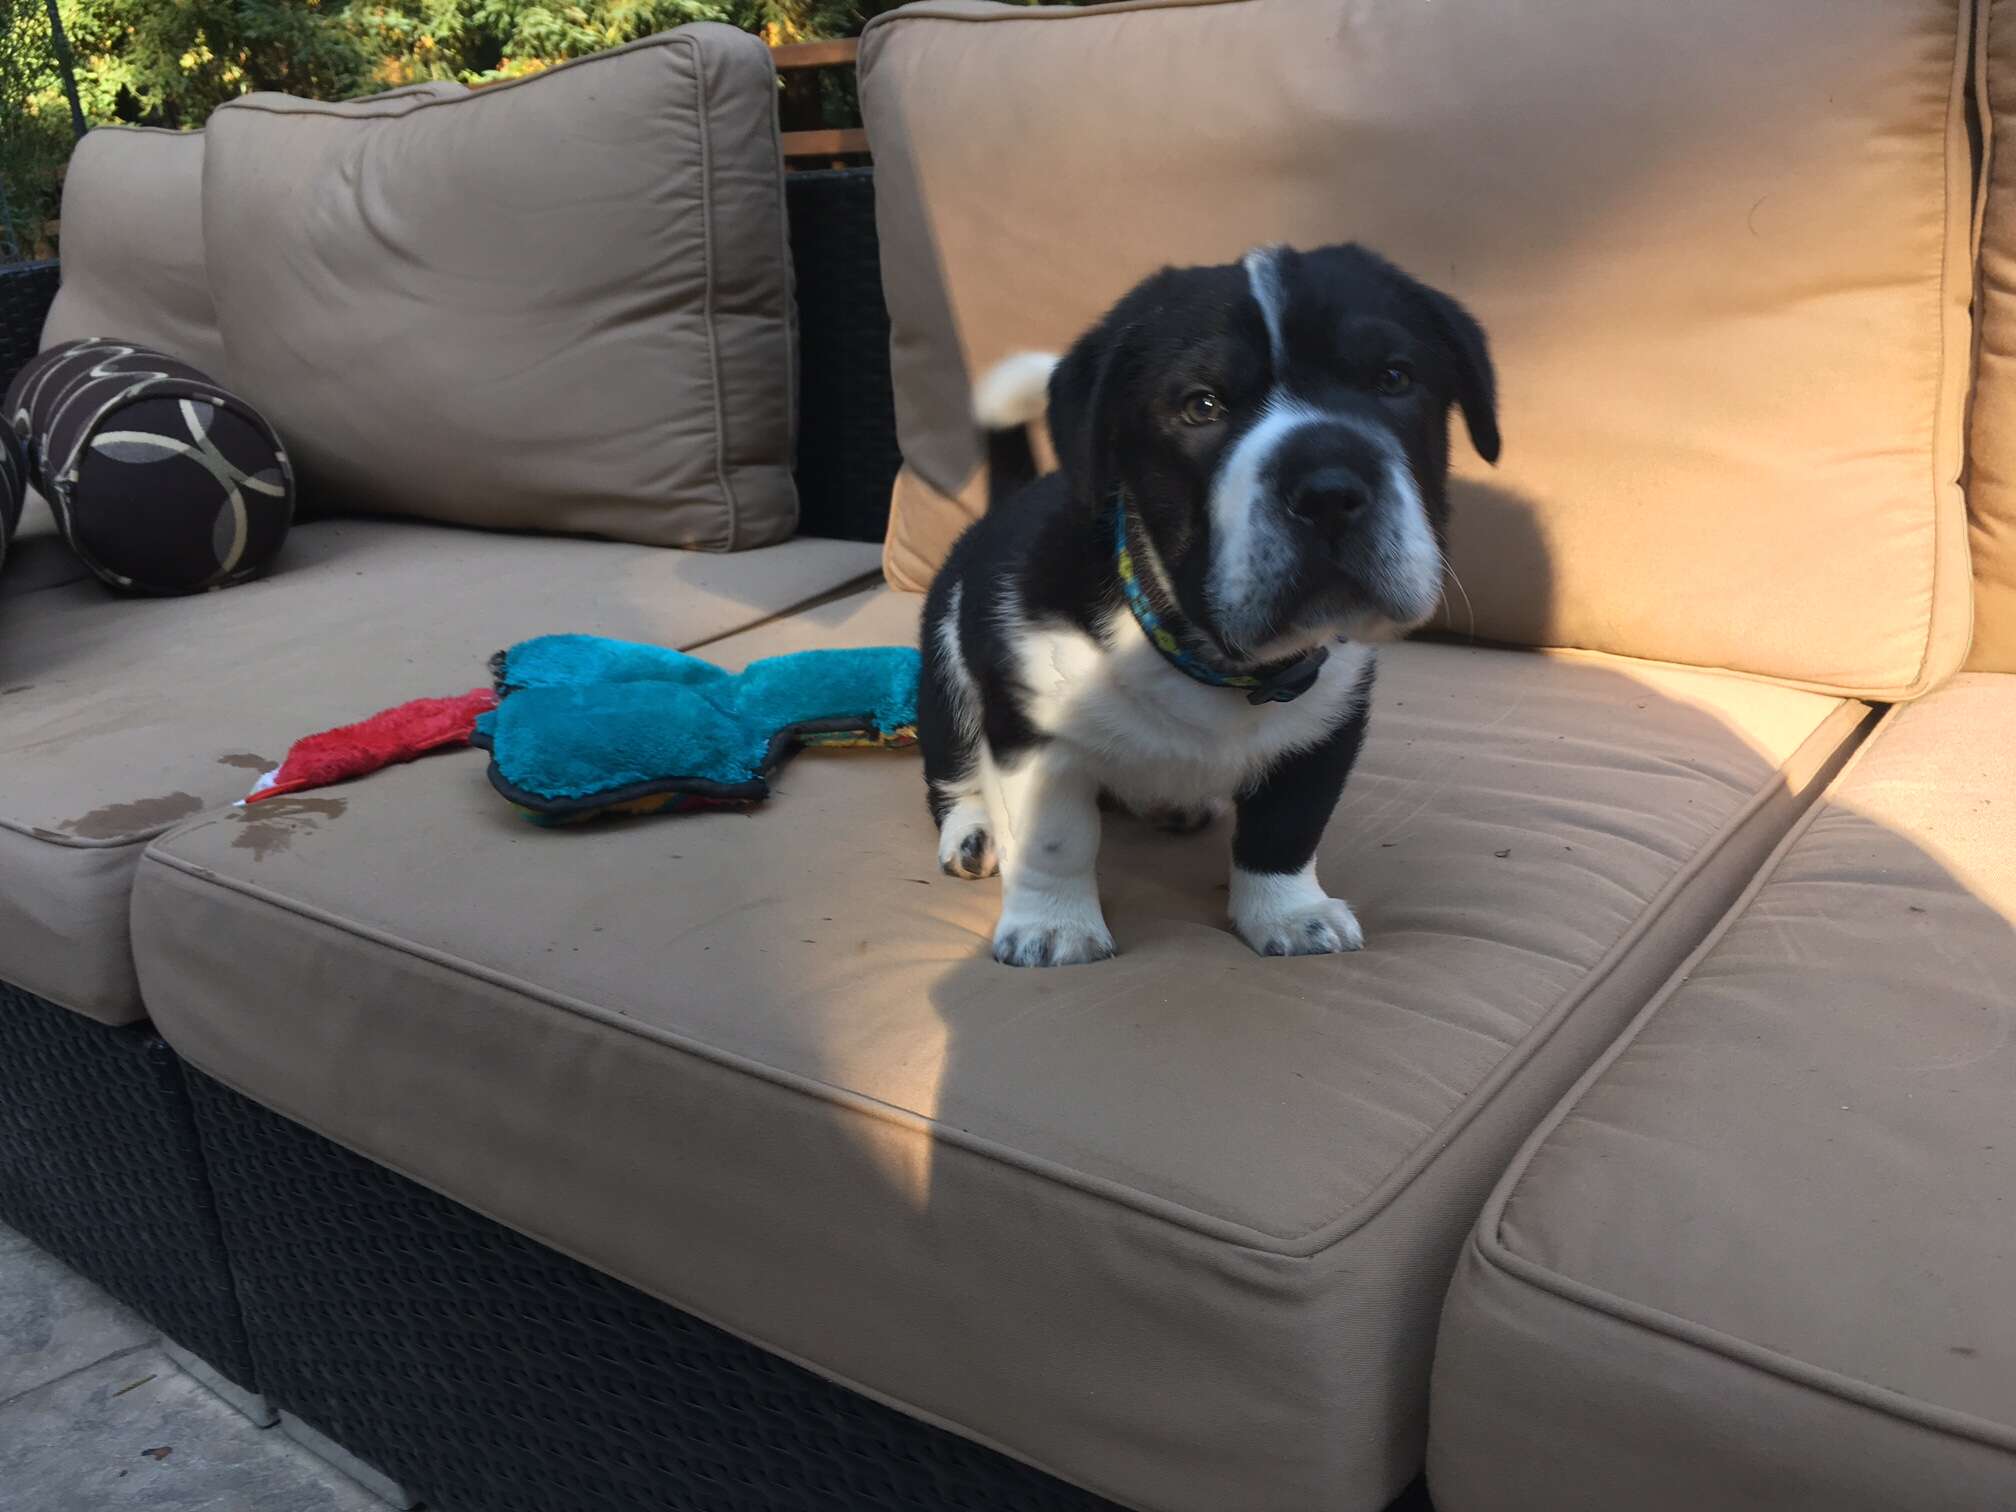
786,168,902,544
0,260,60,396
0,981,256,1390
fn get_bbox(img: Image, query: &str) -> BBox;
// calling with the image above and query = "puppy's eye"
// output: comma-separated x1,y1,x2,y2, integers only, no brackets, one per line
1179,390,1227,426
1376,363,1414,397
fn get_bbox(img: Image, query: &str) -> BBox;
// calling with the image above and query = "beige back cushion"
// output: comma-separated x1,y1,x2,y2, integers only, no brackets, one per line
39,85,467,381
862,0,1977,699
202,27,797,551
41,129,223,376
1969,0,2016,670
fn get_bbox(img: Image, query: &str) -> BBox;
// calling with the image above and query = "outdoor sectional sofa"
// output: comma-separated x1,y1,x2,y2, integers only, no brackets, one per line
0,4,2011,1511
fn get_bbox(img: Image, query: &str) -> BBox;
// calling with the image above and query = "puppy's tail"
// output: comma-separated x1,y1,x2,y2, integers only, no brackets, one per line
973,351,1058,512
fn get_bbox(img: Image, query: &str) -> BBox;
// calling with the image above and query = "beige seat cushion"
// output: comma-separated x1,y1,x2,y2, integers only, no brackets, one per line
1429,677,2016,1512
0,492,91,599
37,85,465,379
0,522,878,1025
202,28,797,550
1970,0,2016,670
135,589,1866,1512
860,0,1976,699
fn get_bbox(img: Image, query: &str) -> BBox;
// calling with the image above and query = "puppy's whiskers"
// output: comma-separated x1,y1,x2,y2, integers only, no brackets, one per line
1442,555,1477,641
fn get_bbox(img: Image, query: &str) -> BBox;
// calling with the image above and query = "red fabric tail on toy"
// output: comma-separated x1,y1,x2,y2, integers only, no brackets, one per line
245,688,498,803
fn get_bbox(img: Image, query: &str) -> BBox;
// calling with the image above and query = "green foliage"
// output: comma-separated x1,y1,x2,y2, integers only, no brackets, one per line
0,0,977,262
349,3,730,88
0,2,74,258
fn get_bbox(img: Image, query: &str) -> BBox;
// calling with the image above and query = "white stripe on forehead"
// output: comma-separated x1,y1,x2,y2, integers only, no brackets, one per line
1242,245,1290,370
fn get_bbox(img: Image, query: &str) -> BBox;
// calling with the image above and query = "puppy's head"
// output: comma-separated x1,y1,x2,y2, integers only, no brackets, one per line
1048,242,1498,659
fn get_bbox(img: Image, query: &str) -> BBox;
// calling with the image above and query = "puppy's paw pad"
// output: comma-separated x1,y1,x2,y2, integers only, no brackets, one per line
992,921,1116,969
938,823,998,880
1148,799,1226,835
1238,898,1364,958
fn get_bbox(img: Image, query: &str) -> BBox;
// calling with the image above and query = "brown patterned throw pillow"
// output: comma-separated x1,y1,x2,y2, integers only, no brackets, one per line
4,338,293,594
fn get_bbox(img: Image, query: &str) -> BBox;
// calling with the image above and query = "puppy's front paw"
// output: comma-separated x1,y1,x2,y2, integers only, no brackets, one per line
936,798,999,880
992,895,1115,968
1235,896,1364,958
939,823,998,880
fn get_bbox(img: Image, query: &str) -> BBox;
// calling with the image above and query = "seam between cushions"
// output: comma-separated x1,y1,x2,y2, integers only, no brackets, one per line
1473,705,1900,1242
1466,702,2016,1458
678,571,887,653
897,457,1946,701
176,1056,1152,1512
136,698,1866,1259
688,35,739,552
1311,695,1873,1249
0,814,181,852
1975,0,1995,267
1907,0,1980,693
765,55,800,498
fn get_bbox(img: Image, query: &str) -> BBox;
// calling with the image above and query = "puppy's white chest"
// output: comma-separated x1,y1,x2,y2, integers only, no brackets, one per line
1011,615,1371,801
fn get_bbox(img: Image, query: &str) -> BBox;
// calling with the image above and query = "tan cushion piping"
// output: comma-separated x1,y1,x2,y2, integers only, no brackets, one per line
685,34,742,551
137,695,1870,1257
863,0,1253,36
210,30,702,123
1468,702,2016,1459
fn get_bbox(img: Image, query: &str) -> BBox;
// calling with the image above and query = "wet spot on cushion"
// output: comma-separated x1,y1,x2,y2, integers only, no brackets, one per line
62,793,206,840
229,797,347,861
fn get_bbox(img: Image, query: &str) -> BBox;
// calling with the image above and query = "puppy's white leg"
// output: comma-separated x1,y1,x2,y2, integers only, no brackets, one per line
1229,861,1363,957
987,745,1113,968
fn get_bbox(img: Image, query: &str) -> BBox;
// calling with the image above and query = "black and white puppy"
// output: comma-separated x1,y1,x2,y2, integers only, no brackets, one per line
919,242,1498,968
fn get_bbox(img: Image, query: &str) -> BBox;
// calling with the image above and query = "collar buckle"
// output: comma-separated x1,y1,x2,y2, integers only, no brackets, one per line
1243,645,1329,704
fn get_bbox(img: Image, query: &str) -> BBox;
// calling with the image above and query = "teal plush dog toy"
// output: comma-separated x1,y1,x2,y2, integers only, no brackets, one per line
474,634,921,825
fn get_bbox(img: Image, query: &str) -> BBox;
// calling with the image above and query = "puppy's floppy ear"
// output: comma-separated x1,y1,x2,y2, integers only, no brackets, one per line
1046,318,1126,506
1421,289,1500,465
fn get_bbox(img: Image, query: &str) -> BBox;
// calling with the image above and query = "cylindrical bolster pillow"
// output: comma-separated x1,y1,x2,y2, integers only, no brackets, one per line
4,337,293,594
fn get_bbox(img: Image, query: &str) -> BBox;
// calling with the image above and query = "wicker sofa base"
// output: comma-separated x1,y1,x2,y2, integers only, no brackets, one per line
0,981,257,1392
186,1070,1137,1512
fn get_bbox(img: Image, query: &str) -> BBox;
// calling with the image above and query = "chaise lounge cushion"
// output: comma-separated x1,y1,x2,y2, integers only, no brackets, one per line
860,0,1977,699
135,588,1868,1512
1428,677,2016,1511
201,27,798,550
0,521,878,1025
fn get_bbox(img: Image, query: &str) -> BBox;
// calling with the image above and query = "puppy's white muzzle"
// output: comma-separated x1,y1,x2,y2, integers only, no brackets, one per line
1205,401,1442,653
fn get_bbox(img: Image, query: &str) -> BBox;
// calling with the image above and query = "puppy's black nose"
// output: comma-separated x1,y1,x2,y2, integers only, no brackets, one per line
1289,467,1372,528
